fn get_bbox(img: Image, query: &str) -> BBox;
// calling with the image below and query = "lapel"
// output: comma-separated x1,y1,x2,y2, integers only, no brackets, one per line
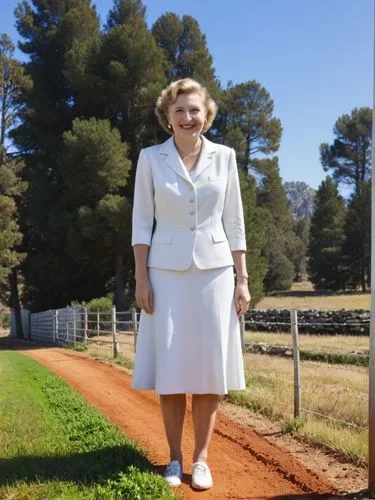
159,135,217,183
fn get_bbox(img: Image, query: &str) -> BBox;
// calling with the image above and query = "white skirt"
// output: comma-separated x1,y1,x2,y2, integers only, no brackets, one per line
131,260,246,395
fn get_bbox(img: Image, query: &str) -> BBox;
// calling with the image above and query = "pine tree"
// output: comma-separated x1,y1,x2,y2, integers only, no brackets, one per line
151,12,220,101
0,33,28,337
218,81,282,172
257,158,294,292
60,118,132,309
341,181,371,291
69,0,166,191
320,107,371,289
12,0,101,310
308,176,346,290
238,169,268,305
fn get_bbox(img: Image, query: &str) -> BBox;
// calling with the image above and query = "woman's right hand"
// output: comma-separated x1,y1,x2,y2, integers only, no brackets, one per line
135,276,153,314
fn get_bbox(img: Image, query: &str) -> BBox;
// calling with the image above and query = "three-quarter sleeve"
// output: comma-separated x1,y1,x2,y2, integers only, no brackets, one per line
222,148,247,252
131,149,154,246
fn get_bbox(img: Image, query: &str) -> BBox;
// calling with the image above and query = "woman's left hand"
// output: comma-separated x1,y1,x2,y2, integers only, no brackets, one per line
234,282,251,317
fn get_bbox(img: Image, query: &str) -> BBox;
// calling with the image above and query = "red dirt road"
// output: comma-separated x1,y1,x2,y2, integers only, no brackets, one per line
3,340,343,499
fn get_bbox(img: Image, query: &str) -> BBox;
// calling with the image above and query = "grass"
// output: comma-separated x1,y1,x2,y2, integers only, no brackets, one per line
256,293,370,310
244,332,369,354
244,332,369,366
0,350,175,500
226,352,368,466
78,336,370,467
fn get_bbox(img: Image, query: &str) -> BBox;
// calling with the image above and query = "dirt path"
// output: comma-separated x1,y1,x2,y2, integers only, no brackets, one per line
2,339,344,499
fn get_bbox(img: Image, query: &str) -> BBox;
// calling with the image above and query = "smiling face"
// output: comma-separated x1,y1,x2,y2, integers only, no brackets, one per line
167,92,207,141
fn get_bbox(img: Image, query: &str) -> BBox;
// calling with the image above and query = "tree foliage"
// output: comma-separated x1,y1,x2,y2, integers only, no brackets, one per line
152,12,220,100
257,158,294,291
6,0,300,312
218,81,282,172
320,107,371,194
308,176,346,290
319,107,372,290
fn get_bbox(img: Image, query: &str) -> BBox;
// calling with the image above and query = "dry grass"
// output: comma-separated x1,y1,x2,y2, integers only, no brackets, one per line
78,331,369,465
233,352,368,464
256,294,370,311
242,353,368,425
244,332,369,354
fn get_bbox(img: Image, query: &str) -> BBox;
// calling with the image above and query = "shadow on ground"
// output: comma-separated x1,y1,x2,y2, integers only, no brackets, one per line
0,445,154,486
0,336,59,351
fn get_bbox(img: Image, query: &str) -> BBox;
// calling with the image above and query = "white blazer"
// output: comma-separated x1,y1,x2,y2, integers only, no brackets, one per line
131,135,246,270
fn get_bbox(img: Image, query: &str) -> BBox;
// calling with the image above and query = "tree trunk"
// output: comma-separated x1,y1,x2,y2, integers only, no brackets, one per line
10,267,24,339
115,250,126,312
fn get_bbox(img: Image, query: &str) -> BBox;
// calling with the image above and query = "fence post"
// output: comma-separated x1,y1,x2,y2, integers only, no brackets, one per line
28,310,32,341
96,310,100,346
291,309,301,418
112,306,119,358
52,310,56,344
55,310,59,344
73,308,76,346
132,307,138,352
240,314,245,353
84,308,88,344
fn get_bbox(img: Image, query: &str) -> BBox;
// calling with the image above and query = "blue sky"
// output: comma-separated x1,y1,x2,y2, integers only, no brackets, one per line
1,0,373,192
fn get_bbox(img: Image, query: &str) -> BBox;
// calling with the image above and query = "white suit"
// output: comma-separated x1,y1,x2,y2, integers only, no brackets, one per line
131,134,246,395
131,135,246,270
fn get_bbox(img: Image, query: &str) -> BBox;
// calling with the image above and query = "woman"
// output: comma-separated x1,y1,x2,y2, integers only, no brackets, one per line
131,78,251,490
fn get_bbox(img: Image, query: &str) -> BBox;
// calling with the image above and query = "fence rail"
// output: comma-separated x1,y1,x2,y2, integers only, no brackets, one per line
11,306,369,431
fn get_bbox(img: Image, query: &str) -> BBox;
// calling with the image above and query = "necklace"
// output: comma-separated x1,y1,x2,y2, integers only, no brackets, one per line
174,138,202,162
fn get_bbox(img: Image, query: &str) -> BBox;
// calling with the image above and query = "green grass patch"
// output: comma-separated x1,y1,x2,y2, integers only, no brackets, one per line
0,351,175,499
300,349,368,367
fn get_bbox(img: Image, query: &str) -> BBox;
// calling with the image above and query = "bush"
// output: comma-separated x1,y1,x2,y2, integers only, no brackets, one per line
283,416,305,434
96,466,175,500
70,295,113,312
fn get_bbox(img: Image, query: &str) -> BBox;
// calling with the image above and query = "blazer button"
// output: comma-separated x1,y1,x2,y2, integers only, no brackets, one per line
190,226,195,231
188,184,194,190
190,211,195,215
189,198,194,203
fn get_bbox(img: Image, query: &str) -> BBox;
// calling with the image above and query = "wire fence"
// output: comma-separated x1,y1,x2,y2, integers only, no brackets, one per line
11,306,369,432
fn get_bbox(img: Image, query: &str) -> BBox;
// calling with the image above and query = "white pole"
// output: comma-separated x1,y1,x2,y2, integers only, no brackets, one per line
97,310,100,346
112,306,118,358
240,314,246,353
368,1,375,493
84,308,88,344
132,307,138,352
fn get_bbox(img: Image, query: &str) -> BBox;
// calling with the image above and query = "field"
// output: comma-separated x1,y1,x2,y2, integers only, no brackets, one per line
244,332,369,354
256,293,371,311
0,350,175,500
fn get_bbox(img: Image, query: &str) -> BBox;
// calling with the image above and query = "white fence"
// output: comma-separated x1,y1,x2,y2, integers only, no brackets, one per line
11,307,139,355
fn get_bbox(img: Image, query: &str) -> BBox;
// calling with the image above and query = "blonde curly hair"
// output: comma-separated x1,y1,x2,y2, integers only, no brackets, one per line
155,78,218,135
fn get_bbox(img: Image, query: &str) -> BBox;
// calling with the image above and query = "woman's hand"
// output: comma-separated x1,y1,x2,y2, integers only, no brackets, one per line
234,281,251,317
135,276,153,314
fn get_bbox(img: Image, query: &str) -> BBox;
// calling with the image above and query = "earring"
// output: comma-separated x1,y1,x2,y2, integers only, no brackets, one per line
168,123,172,129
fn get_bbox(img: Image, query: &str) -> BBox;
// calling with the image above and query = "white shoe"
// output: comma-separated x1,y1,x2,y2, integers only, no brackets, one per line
191,460,213,490
163,460,183,487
